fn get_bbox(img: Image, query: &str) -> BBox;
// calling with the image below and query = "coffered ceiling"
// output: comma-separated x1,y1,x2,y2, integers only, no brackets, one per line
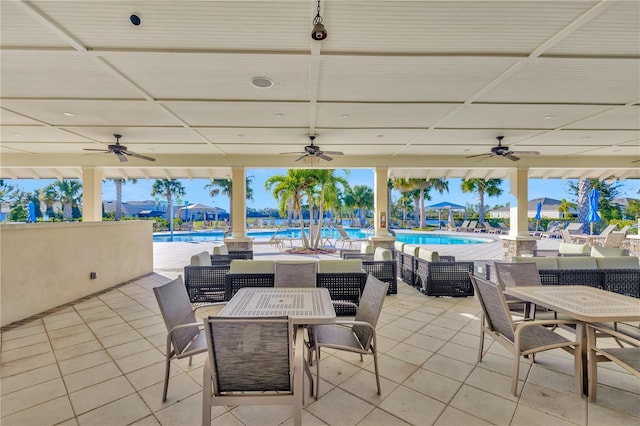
1,1,639,181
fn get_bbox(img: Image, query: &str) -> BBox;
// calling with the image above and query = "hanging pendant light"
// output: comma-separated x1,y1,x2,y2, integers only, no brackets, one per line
311,0,327,40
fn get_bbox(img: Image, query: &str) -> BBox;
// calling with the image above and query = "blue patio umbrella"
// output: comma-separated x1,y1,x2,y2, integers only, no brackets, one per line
534,201,542,231
28,201,36,223
587,188,601,235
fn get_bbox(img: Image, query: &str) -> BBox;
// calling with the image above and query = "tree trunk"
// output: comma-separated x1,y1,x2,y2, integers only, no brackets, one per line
115,179,123,221
478,189,485,225
63,202,72,221
419,188,425,228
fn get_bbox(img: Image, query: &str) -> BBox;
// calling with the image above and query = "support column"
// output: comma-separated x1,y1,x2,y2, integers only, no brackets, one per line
225,167,253,251
370,167,395,250
82,167,102,222
501,167,536,261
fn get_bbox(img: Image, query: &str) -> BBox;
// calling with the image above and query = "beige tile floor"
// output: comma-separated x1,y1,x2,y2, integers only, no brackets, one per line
2,238,639,426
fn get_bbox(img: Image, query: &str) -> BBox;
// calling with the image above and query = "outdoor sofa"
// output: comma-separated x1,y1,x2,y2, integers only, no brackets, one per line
487,250,640,298
224,259,367,315
393,242,474,297
340,245,398,294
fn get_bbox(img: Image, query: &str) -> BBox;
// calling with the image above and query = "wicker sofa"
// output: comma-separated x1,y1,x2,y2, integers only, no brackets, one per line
392,242,473,297
183,251,231,303
488,254,640,298
340,246,397,295
224,259,367,315
209,242,253,263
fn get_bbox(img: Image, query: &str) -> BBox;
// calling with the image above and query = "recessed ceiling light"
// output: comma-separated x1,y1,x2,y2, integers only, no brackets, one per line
275,113,284,118
376,134,384,138
63,112,75,117
583,136,591,140
544,115,554,120
237,134,244,137
341,114,350,118
11,132,22,136
250,77,273,89
464,149,470,152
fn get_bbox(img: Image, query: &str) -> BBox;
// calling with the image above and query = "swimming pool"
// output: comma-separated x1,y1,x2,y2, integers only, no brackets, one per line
153,229,490,244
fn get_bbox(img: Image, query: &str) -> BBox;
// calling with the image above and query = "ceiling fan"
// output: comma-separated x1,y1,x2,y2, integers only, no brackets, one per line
466,136,540,162
83,134,156,162
280,135,344,162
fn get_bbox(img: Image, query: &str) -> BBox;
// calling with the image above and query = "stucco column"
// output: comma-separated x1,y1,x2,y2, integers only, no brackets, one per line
509,168,529,237
82,167,102,222
373,167,389,236
231,167,247,238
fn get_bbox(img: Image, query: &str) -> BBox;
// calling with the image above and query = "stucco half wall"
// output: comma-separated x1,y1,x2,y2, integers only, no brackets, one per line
1,221,153,327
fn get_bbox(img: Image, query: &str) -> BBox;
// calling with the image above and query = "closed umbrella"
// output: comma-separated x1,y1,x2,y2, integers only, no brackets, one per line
587,188,601,235
534,201,542,231
28,201,36,223
447,208,454,228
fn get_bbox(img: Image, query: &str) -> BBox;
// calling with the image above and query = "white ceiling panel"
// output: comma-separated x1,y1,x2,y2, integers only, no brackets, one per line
413,129,544,145
316,103,457,128
439,104,613,129
163,101,310,127
318,56,518,102
546,1,640,57
524,130,640,146
59,127,206,144
197,127,310,145
0,100,182,127
565,107,640,130
0,1,71,47
117,144,219,155
1,142,101,154
312,129,423,145
1,126,90,143
106,53,310,100
583,145,640,158
478,58,640,104
34,1,311,51
0,52,142,98
0,109,43,125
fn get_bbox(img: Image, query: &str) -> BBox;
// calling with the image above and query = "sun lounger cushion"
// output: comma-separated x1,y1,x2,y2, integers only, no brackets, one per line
374,247,392,261
513,257,558,270
191,251,212,266
417,248,439,262
558,242,590,256
596,257,640,270
590,246,629,257
361,242,374,254
394,241,405,252
557,257,598,270
318,259,363,273
229,260,275,274
212,243,229,255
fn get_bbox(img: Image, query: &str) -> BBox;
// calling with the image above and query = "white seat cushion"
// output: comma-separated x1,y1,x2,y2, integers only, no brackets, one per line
417,248,439,262
190,251,212,266
229,260,275,274
212,243,229,255
374,247,392,261
318,259,363,273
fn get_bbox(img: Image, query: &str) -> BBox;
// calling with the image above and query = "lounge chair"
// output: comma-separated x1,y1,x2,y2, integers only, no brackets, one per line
600,231,626,248
269,228,286,251
454,220,469,232
565,222,585,235
469,274,582,397
574,224,617,244
464,221,477,232
498,222,510,233
334,224,368,249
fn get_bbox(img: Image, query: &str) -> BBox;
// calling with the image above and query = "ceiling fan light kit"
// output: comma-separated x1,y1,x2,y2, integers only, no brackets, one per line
280,134,343,163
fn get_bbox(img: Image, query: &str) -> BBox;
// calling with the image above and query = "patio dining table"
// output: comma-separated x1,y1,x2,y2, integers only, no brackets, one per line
504,285,640,395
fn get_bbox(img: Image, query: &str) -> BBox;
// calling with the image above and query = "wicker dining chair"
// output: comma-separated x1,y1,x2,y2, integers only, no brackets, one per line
493,262,543,319
153,276,225,402
310,275,389,399
469,274,582,396
202,316,303,426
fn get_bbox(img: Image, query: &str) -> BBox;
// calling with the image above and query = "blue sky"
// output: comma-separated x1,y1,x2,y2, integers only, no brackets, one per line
6,169,639,212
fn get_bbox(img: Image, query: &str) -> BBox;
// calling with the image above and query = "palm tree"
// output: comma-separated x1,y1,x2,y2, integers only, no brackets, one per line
53,179,82,221
151,179,186,232
38,184,58,219
307,170,349,248
393,178,449,228
265,170,316,247
344,185,374,228
108,178,137,220
461,178,503,225
205,176,254,226
558,198,575,219
0,180,19,221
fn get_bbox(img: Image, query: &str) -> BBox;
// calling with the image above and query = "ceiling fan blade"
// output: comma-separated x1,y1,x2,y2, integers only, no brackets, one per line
115,152,128,162
294,154,308,162
280,151,306,155
125,151,156,162
83,148,110,152
322,151,343,155
510,150,540,155
317,153,333,161
465,153,492,159
504,153,520,161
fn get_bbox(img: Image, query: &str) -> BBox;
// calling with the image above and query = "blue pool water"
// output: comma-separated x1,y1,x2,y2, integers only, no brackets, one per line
153,229,489,244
